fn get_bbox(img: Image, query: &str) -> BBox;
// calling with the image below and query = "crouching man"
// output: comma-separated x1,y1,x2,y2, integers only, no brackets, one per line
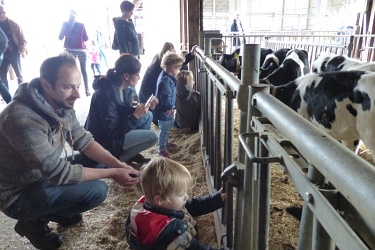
0,53,140,249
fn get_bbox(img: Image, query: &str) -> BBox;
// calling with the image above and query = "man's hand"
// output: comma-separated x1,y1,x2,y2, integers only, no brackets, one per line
111,168,140,187
83,166,140,187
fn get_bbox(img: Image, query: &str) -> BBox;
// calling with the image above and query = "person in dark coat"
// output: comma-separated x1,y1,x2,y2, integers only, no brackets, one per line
112,1,140,57
139,43,197,125
230,13,244,49
85,54,158,164
0,26,11,103
0,4,27,91
175,70,201,132
153,51,185,158
139,42,175,104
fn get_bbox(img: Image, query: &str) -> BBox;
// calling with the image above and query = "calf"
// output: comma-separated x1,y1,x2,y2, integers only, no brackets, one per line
259,48,291,79
271,70,375,160
260,49,309,86
219,48,241,76
312,52,366,73
219,48,274,79
311,52,336,73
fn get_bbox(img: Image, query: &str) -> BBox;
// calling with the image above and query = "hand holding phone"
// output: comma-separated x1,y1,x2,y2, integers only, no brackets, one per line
145,94,154,106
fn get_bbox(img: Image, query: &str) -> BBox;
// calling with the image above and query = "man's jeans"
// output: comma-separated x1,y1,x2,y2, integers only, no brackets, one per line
0,51,23,87
3,159,108,221
66,50,89,92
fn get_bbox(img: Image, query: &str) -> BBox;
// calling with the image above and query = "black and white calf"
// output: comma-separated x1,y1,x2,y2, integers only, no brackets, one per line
260,49,310,86
259,48,291,79
219,48,241,75
219,48,274,79
271,70,375,160
312,52,366,73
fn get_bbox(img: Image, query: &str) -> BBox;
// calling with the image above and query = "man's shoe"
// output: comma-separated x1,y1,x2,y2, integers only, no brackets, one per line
51,214,83,227
128,153,151,163
158,150,170,158
14,220,62,250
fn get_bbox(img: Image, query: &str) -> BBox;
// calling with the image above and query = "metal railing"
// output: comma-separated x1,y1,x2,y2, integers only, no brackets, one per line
194,44,375,250
205,30,375,67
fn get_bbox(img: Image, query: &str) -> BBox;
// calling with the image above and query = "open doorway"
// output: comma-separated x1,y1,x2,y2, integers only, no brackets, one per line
4,0,181,94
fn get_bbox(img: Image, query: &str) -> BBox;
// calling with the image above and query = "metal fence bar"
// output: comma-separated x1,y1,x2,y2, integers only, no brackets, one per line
196,33,375,249
252,92,375,249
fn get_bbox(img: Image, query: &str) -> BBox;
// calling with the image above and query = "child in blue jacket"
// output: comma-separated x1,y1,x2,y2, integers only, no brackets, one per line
153,51,184,158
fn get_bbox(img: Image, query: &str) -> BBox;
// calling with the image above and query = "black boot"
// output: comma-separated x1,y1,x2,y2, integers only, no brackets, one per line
127,153,151,163
14,219,62,249
50,213,83,227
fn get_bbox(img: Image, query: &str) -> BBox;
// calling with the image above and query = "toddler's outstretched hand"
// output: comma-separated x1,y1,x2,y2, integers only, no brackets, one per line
218,188,227,201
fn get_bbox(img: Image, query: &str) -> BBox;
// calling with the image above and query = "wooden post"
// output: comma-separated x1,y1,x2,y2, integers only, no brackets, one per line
187,0,200,73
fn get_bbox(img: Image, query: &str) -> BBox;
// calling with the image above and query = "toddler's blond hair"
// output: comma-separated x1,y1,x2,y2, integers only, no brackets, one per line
160,51,184,70
141,157,192,206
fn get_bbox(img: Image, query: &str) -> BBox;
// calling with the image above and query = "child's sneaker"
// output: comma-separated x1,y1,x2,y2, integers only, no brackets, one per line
158,150,170,158
166,142,177,148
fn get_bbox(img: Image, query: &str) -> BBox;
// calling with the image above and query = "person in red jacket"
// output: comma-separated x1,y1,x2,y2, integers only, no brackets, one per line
125,157,226,250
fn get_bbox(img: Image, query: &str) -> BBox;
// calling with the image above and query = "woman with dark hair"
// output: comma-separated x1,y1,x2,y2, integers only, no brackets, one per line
112,1,140,57
85,54,158,165
139,42,175,104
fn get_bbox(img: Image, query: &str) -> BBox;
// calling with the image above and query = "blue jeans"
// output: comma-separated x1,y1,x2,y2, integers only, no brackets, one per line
66,50,89,92
99,49,108,68
0,54,11,103
3,157,108,221
158,119,174,151
136,110,153,129
118,110,157,161
120,129,158,161
0,51,23,87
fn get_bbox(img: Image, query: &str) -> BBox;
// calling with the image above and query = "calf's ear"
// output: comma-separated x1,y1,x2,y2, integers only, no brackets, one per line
262,62,274,71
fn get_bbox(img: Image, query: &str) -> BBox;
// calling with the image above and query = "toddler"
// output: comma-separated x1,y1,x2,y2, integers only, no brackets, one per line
89,40,101,75
153,51,184,158
125,157,226,250
175,70,201,132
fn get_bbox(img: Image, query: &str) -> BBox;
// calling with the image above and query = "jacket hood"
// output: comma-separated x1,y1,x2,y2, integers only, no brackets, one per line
113,17,125,25
14,79,74,131
176,84,193,99
92,77,124,105
113,17,120,24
